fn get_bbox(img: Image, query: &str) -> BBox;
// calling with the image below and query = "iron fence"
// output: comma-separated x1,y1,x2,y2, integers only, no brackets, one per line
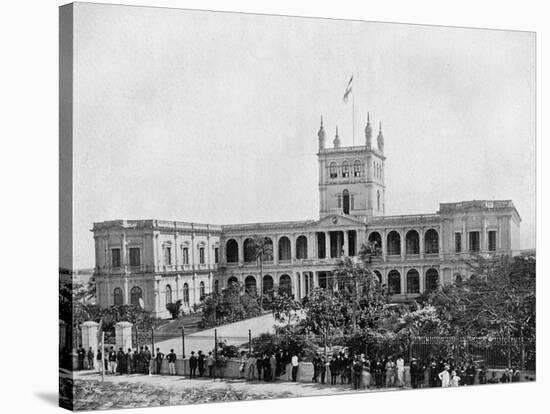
307,334,535,370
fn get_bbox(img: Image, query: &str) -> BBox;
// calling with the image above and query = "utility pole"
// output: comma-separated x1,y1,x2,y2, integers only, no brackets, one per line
248,329,252,357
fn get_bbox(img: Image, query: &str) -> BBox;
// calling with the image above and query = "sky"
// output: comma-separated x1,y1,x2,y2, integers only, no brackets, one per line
70,3,536,269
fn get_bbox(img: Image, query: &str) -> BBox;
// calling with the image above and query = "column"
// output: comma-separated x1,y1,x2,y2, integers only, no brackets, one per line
174,227,179,269
81,321,99,354
124,277,129,305
381,230,387,261
191,231,196,270
344,230,350,256
307,232,315,259
419,229,425,259
105,279,111,307
273,236,279,265
400,230,406,261
419,266,425,293
154,233,160,270
401,266,406,295
206,231,211,269
290,234,295,264
238,237,244,265
122,233,127,271
325,232,330,259
462,220,467,253
313,271,319,288
481,218,487,252
175,274,181,301
115,322,133,351
439,222,445,259
154,281,161,314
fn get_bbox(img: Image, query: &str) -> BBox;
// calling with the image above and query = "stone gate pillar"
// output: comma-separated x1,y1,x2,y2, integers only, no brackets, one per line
115,321,133,351
81,321,99,353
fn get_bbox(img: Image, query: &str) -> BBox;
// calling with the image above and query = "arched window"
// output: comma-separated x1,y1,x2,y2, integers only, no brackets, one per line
329,162,338,179
182,283,189,304
113,287,123,306
243,238,255,262
263,275,274,296
341,161,350,178
425,268,439,292
368,232,382,249
387,231,401,256
130,286,142,307
214,280,219,294
353,160,363,177
406,230,420,255
279,274,292,295
227,276,238,287
425,229,439,254
377,190,381,211
199,281,205,298
165,284,173,305
226,239,239,263
245,276,257,294
343,189,350,214
454,273,463,285
373,270,382,284
388,270,401,294
296,235,308,259
406,269,420,294
278,237,291,261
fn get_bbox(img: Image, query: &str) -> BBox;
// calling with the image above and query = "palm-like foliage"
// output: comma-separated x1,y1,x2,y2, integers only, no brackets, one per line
249,236,274,309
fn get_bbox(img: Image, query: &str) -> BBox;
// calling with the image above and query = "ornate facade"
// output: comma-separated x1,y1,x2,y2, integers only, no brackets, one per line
93,115,521,318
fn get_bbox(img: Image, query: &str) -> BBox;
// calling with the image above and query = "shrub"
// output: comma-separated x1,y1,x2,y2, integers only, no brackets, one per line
166,300,182,319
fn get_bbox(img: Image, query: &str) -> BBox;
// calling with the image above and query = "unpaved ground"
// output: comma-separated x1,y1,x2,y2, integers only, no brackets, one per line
68,370,396,410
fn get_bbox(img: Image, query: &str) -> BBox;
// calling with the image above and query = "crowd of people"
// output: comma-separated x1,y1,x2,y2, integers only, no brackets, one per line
239,350,300,382
74,344,525,388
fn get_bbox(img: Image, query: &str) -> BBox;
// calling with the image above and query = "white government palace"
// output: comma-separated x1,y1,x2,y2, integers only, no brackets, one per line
93,115,521,318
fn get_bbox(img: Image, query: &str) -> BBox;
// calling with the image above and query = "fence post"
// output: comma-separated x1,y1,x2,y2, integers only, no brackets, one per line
151,328,155,357
214,329,218,359
179,326,185,358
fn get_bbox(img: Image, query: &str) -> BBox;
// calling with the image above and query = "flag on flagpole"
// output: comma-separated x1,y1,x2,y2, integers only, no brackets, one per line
343,75,353,103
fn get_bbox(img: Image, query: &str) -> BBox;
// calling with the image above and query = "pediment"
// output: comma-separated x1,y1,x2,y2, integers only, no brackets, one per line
312,214,366,229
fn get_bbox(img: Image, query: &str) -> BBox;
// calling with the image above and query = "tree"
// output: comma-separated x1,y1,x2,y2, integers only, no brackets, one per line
332,253,387,333
426,253,536,339
271,292,302,331
195,281,262,328
302,288,345,355
166,300,182,319
395,305,444,337
249,236,273,309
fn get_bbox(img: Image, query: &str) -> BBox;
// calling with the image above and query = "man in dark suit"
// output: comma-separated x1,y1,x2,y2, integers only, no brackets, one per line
86,347,94,370
117,347,126,374
155,348,164,375
167,349,177,375
77,345,86,370
108,346,117,374
197,350,205,377
189,351,198,378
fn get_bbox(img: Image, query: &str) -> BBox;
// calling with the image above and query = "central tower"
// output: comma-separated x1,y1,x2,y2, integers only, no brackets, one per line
317,114,386,222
